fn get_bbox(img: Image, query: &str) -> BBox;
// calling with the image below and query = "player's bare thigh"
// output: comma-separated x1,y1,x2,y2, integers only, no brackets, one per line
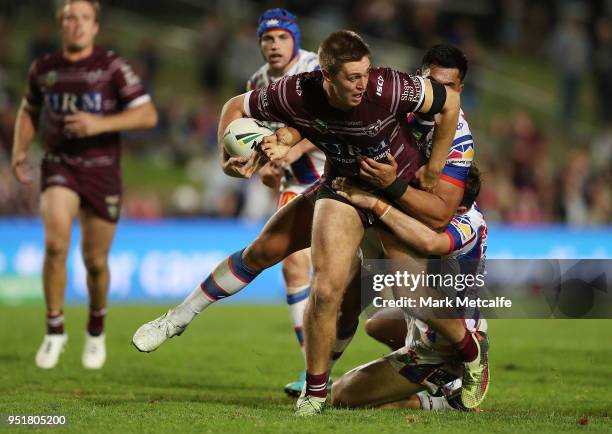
310,198,364,291
40,186,80,252
244,192,315,271
331,357,423,408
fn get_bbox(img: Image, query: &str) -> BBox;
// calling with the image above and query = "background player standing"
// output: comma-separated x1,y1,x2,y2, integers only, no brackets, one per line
245,8,324,396
11,0,158,369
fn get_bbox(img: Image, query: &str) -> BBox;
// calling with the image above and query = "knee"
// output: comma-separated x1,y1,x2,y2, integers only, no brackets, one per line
330,376,356,408
309,283,344,314
365,318,383,341
82,252,108,275
45,238,69,260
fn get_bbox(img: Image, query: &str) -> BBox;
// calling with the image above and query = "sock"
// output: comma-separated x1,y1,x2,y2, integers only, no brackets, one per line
416,393,453,410
286,285,310,360
328,320,358,371
454,329,478,363
170,249,260,327
87,307,106,336
305,371,329,398
46,312,64,335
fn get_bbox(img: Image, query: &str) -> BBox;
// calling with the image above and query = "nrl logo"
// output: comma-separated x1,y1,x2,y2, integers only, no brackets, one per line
313,118,328,134
46,71,57,86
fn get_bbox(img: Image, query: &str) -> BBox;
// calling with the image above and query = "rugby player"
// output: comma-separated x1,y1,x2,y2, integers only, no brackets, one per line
245,8,324,396
330,165,488,412
12,0,157,369
133,33,488,415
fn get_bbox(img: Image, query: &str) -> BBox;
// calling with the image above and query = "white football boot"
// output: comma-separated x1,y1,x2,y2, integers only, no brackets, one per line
35,334,68,369
131,309,186,353
82,333,106,369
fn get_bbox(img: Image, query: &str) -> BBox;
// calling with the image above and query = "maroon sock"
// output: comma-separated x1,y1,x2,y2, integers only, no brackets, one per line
46,312,64,335
454,330,478,363
87,307,106,337
305,371,329,398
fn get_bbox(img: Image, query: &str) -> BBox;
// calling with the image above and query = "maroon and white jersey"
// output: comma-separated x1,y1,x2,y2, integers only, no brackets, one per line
244,67,426,182
24,46,150,161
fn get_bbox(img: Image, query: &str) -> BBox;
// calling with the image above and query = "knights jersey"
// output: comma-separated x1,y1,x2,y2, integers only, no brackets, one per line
244,67,427,184
246,49,324,186
407,109,473,187
444,203,487,260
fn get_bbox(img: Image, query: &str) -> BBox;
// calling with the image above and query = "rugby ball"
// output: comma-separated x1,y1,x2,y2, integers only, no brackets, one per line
222,118,274,158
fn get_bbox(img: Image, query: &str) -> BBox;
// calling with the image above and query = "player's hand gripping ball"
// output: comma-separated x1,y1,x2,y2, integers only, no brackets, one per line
223,118,274,159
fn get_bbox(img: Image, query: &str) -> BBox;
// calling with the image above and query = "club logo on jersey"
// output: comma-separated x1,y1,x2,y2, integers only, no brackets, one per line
313,118,328,134
447,141,474,167
86,69,103,83
363,119,382,137
46,70,57,86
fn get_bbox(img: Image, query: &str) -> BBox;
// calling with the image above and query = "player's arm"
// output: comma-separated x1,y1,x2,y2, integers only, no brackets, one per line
64,101,158,138
217,93,265,178
359,153,462,231
11,102,40,185
414,80,460,190
334,179,451,255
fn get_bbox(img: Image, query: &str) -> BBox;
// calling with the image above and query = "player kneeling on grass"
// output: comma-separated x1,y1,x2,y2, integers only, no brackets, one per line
330,165,489,411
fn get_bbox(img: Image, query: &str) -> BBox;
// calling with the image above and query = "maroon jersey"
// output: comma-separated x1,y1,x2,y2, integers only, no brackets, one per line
244,67,426,182
24,46,150,161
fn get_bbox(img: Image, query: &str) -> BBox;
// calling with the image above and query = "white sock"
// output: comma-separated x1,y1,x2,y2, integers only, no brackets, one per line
286,285,310,361
417,393,454,410
170,249,260,327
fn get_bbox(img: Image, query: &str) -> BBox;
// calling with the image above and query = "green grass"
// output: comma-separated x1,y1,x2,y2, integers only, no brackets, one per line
0,305,610,433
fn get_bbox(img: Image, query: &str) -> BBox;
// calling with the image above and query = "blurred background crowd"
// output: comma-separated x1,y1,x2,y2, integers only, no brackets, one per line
0,0,610,225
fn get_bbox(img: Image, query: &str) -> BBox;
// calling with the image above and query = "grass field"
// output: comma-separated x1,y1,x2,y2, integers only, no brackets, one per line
0,305,610,433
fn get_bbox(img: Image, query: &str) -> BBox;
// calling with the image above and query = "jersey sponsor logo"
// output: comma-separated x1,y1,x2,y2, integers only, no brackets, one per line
46,174,67,185
295,78,302,96
451,214,474,242
120,64,140,86
401,78,419,102
44,92,103,113
447,142,474,167
265,18,280,26
376,75,384,96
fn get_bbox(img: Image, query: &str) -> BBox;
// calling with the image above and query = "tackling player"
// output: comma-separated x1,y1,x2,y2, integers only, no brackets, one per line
245,8,324,396
331,166,488,412
12,0,157,369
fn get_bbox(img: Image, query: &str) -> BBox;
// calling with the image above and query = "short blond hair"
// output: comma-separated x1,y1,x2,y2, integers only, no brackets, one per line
57,0,101,24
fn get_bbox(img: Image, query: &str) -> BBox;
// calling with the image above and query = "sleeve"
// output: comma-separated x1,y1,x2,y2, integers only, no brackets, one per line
444,216,476,254
110,56,151,109
374,67,426,117
440,116,474,187
23,61,43,110
244,75,297,124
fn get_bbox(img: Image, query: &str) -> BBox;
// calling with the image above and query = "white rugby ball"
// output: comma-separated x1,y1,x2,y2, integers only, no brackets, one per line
222,118,274,159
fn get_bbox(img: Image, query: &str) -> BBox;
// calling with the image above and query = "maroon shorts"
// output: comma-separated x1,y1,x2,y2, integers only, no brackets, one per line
41,153,122,223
